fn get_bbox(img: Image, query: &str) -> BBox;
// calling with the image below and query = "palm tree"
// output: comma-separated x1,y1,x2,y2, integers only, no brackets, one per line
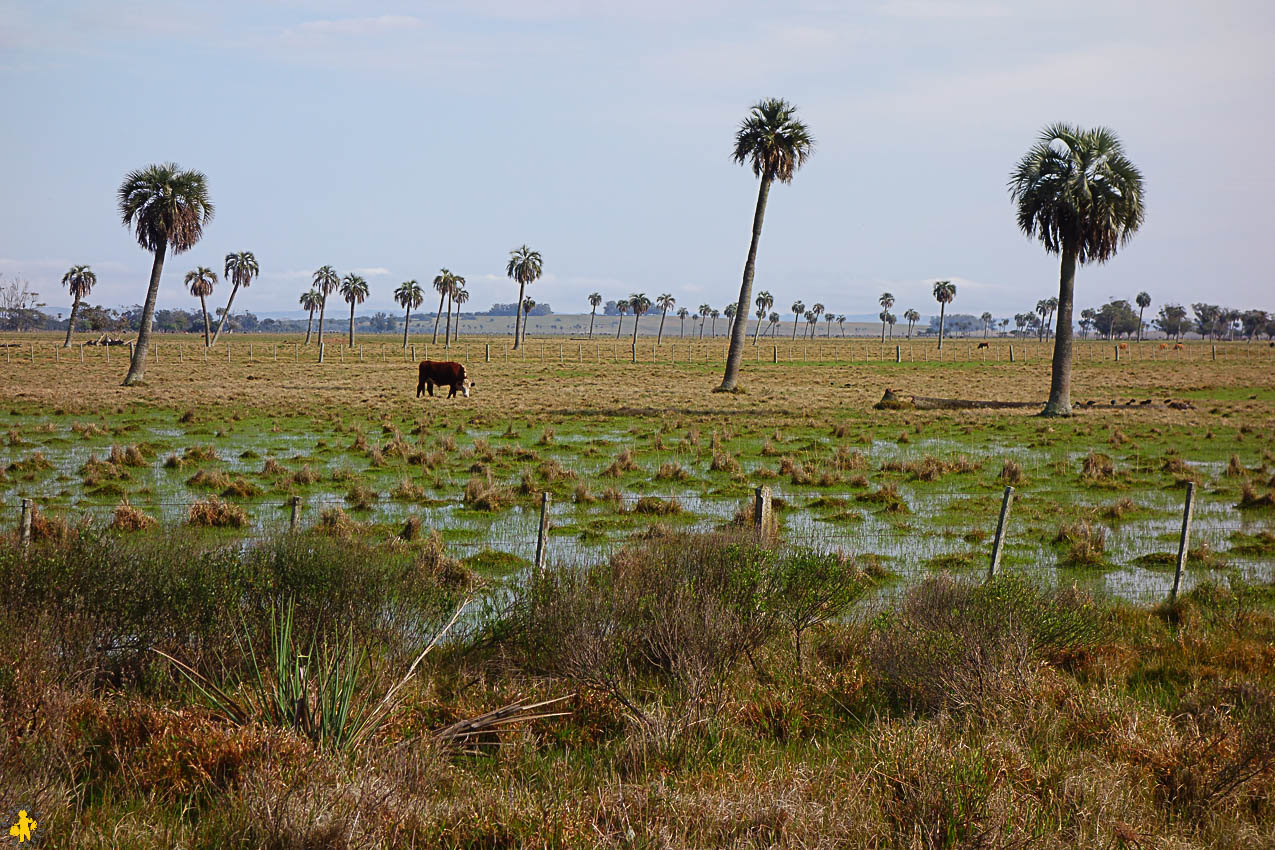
836,314,847,337
791,300,805,339
61,264,97,347
299,288,322,345
1010,123,1145,416
803,311,815,338
630,293,651,345
710,309,720,337
614,299,628,338
1135,291,1151,341
768,312,780,336
211,251,258,347
980,311,993,338
183,266,218,346
313,265,339,347
117,163,213,385
452,283,469,341
1036,299,1050,341
719,98,814,391
753,290,773,345
723,303,736,337
826,312,836,337
698,303,711,338
394,280,424,348
878,292,895,342
677,306,689,337
340,273,369,347
1046,298,1058,338
521,296,536,341
431,269,454,344
655,293,675,344
507,245,542,349
886,312,896,338
587,292,603,338
933,280,956,350
809,303,824,339
445,275,466,346
904,308,920,339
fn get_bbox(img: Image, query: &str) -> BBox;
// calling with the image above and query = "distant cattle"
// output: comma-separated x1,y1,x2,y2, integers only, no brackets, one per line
1174,343,1185,351
976,342,989,349
1118,343,1129,351
1159,343,1168,350
417,360,473,399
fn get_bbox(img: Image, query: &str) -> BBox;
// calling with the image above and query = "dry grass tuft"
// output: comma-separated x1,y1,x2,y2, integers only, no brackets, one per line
1237,482,1275,510
604,448,641,477
464,472,511,511
186,468,231,491
657,461,691,481
1054,521,1108,568
392,476,426,501
998,458,1026,486
111,499,157,532
188,496,248,528
710,451,741,474
634,495,683,515
1080,452,1116,482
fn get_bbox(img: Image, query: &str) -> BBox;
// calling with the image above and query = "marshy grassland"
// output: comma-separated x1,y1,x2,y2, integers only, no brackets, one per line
2,331,1274,847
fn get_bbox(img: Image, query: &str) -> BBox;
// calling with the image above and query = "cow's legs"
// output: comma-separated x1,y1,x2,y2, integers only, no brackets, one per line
427,381,435,397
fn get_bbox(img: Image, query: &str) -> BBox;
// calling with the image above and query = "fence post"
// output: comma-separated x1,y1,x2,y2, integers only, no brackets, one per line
289,496,300,531
1170,482,1196,602
1009,345,1014,363
485,343,490,362
1211,344,1216,361
772,345,778,364
227,344,231,363
1114,345,1120,362
534,491,551,572
895,345,901,363
19,498,33,551
753,485,774,540
319,342,325,363
80,343,84,363
988,485,1014,580
631,343,637,363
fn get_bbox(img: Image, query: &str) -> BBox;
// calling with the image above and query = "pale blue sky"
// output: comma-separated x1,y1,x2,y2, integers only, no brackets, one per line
2,1,1272,321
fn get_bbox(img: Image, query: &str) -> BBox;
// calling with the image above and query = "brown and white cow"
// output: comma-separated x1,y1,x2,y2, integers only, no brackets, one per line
417,360,473,398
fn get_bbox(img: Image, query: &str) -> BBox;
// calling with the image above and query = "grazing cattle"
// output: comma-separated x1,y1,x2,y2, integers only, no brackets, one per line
976,342,989,349
416,360,473,398
1174,343,1185,351
1159,343,1168,350
1118,343,1129,351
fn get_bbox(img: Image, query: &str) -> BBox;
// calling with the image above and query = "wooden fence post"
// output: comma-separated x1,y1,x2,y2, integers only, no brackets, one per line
534,491,551,572
895,345,901,363
319,342,325,363
485,343,490,362
1009,345,1015,363
19,498,33,552
289,496,300,531
772,345,778,364
753,485,774,540
988,485,1014,580
1170,482,1196,602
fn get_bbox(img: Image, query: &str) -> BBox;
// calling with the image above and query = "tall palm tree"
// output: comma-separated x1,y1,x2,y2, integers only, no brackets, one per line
886,312,897,338
452,283,469,342
630,293,651,345
446,275,467,345
183,266,218,346
720,98,814,391
1010,123,1144,416
826,312,836,337
61,264,97,347
394,280,424,349
904,308,920,339
933,280,956,350
587,292,603,339
768,312,781,336
431,269,454,344
791,300,805,339
1045,298,1058,338
313,265,339,347
521,296,536,341
836,315,846,337
117,163,213,385
1135,291,1151,341
803,310,815,338
753,290,773,345
1036,298,1050,341
809,303,824,339
507,245,542,349
710,308,720,337
615,300,628,339
340,273,369,347
878,292,895,342
211,251,258,347
655,293,675,344
723,303,736,337
299,288,322,345
677,307,689,337
980,311,993,338
697,303,711,338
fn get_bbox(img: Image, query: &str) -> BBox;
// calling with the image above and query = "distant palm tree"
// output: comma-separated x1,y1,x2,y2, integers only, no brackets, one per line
1010,123,1145,415
340,273,369,347
710,309,720,337
753,290,773,345
615,299,628,338
431,269,454,344
723,303,736,337
313,265,339,346
299,288,322,345
886,312,896,338
810,303,824,339
698,303,711,338
1046,298,1058,338
507,245,542,349
825,312,836,337
394,280,424,348
933,280,956,350
1135,291,1151,341
677,306,689,337
904,308,920,339
1036,299,1050,341
61,264,97,347
804,310,815,338
879,292,895,342
183,267,218,346
655,293,675,343
445,275,465,346
521,296,536,341
452,281,469,342
211,251,258,347
587,292,603,338
791,300,805,339
630,293,651,345
117,162,213,385
768,312,780,336
836,315,846,337
980,311,993,338
720,98,814,392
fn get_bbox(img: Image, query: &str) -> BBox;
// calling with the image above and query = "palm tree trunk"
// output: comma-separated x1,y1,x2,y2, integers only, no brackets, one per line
1137,306,1144,342
588,309,596,339
317,299,327,347
616,314,624,339
305,307,314,346
632,313,641,345
880,320,886,343
1041,248,1078,417
718,175,772,391
444,292,453,347
792,313,799,340
657,308,667,344
348,299,355,348
432,292,445,344
123,243,166,386
63,296,80,347
200,296,212,346
513,283,527,349
680,317,685,337
752,313,762,345
402,305,410,348
209,283,240,348
938,303,947,350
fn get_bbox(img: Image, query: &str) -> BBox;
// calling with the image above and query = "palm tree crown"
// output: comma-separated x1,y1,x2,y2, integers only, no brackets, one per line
63,264,97,302
299,289,322,312
224,252,259,291
933,281,956,304
395,280,424,312
186,267,217,298
118,163,214,254
732,98,815,183
342,274,369,305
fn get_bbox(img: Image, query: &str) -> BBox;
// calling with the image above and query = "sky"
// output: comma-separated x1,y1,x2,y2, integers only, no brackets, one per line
2,0,1272,322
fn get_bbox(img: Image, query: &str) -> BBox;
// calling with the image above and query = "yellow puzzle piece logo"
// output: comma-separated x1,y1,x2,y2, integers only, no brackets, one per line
8,810,37,843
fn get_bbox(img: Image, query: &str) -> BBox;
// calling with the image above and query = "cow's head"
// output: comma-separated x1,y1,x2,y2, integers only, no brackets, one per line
461,377,475,398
